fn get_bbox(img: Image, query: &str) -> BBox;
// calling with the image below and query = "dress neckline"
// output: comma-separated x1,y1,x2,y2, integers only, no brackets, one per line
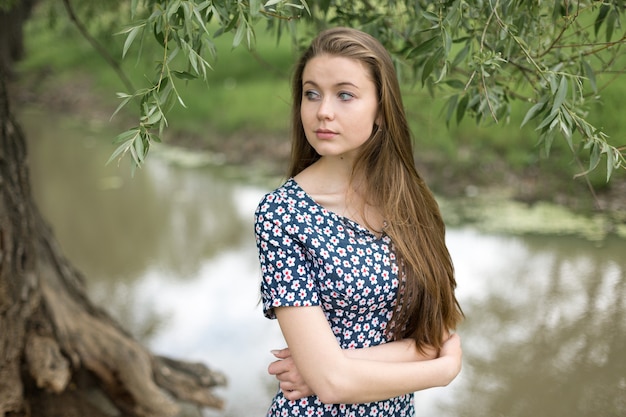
287,178,386,240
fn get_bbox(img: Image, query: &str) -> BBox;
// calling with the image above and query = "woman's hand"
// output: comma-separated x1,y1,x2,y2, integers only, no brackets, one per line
268,348,315,401
438,333,463,385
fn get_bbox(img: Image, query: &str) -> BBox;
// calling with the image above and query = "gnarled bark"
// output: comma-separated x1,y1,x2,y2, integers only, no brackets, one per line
0,53,225,417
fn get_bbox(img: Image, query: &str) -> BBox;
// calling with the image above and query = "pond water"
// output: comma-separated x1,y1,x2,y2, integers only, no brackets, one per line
23,108,626,417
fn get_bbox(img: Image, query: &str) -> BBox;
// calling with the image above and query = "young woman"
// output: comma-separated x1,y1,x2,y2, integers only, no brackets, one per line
254,27,463,416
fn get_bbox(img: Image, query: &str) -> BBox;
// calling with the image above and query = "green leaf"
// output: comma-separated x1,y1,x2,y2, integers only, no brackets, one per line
422,11,439,23
434,61,448,84
543,132,555,157
443,79,465,89
442,26,452,56
233,22,246,48
222,12,239,34
182,40,199,73
594,4,610,37
142,109,162,126
166,0,181,19
192,6,211,36
521,100,546,128
582,60,597,93
589,141,601,171
111,93,134,120
550,76,568,115
107,129,140,165
605,147,615,182
131,0,138,19
445,94,458,127
457,94,469,124
536,109,558,131
123,26,142,58
605,8,617,42
421,47,443,86
172,70,197,80
112,128,140,144
134,134,145,162
129,138,139,165
249,0,261,17
406,36,439,59
156,76,169,92
299,0,311,15
153,25,166,48
107,142,131,166
182,2,193,40
559,119,573,149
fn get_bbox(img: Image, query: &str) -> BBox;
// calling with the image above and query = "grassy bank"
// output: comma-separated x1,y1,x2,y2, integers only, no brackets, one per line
16,9,626,214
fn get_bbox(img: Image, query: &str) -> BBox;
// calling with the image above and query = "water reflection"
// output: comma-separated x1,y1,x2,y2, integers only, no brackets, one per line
27,116,247,282
437,230,626,417
23,108,626,417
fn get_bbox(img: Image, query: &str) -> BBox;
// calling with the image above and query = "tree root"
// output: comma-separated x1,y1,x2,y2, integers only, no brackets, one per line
153,356,227,409
24,220,227,417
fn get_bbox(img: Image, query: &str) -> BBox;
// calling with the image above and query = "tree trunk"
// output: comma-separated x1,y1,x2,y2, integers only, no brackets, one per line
0,0,36,77
0,49,225,417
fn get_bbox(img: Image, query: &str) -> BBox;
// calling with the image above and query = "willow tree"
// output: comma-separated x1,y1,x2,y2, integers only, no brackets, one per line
1,0,625,416
113,0,625,180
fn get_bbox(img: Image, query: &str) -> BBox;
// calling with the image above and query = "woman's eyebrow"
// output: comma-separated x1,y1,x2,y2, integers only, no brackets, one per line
303,80,360,89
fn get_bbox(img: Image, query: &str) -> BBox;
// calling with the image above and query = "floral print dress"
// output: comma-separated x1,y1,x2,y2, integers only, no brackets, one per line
254,179,414,417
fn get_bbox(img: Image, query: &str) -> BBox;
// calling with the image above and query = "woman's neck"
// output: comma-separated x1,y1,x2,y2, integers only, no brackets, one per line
294,158,384,235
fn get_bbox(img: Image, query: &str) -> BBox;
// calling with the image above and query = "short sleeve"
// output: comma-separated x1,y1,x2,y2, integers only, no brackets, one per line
254,192,320,319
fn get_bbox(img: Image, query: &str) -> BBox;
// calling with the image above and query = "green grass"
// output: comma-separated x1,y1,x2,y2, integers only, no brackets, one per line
168,79,291,134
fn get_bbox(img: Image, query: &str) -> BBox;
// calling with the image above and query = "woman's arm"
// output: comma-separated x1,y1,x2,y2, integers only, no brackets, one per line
344,337,439,362
273,305,462,404
268,339,438,400
272,335,437,366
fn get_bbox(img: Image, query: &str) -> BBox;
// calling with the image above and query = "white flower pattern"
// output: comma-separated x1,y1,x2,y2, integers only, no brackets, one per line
255,179,414,416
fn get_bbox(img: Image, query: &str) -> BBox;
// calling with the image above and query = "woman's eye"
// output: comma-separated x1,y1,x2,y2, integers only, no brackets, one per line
304,90,320,100
338,92,354,101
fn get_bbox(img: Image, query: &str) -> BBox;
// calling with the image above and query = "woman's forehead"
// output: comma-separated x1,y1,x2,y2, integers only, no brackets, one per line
302,54,374,86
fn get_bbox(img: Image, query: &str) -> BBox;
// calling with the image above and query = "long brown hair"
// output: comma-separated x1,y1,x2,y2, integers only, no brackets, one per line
288,27,463,352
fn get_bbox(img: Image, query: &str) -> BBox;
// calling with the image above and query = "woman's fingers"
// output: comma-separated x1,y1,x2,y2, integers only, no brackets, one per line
280,382,314,400
270,347,291,359
268,356,292,375
269,346,315,399
282,387,306,401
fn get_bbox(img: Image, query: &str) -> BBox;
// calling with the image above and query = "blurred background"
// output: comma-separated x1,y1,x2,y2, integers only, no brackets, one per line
11,2,626,416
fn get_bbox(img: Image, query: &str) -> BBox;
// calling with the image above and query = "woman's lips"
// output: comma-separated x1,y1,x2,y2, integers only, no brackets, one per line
315,129,337,140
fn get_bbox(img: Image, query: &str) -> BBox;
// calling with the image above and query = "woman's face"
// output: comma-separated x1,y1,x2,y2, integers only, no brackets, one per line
300,54,379,162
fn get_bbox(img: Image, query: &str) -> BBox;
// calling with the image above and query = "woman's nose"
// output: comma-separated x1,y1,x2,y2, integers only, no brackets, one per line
317,97,334,120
